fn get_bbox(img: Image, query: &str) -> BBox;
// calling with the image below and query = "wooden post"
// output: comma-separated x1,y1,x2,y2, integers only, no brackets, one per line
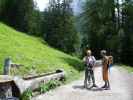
3,57,12,75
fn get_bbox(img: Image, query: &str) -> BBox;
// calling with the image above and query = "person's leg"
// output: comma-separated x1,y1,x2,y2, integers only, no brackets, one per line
102,80,110,90
106,80,110,89
101,80,107,88
87,70,91,85
90,69,97,87
84,68,88,88
102,67,109,88
104,72,110,89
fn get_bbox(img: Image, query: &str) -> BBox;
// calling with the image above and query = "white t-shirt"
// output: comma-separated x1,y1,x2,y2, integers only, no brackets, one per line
85,56,96,66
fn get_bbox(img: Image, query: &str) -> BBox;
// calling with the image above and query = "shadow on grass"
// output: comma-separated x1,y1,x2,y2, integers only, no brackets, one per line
60,57,84,71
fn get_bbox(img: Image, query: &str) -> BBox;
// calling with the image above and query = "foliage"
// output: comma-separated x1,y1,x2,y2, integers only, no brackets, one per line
121,65,133,73
20,89,32,100
0,0,81,54
120,0,133,65
80,0,116,59
42,0,80,54
80,0,133,66
20,80,62,99
39,83,49,93
0,23,83,81
1,0,133,67
39,80,61,93
0,0,42,35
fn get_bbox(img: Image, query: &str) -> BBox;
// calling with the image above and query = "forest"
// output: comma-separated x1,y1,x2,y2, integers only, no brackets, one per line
0,0,133,66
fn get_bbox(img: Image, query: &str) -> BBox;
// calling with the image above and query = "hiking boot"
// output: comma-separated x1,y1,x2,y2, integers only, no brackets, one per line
104,87,111,90
92,84,98,87
101,85,106,88
84,83,87,88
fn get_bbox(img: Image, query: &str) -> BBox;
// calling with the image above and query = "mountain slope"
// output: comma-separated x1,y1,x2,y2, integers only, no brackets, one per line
0,23,83,81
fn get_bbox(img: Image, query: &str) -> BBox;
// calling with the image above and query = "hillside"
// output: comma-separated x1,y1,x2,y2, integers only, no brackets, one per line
0,23,83,81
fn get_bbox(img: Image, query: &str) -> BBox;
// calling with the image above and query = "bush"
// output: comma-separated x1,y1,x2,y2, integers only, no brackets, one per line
20,89,32,100
39,80,61,93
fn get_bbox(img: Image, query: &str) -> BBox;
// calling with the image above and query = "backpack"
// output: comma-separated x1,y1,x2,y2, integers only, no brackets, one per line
107,56,113,69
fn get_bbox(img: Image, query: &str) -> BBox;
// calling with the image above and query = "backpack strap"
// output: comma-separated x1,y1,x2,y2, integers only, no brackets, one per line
108,56,113,68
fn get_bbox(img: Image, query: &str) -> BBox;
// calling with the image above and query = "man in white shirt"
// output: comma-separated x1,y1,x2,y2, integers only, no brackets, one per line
83,49,97,88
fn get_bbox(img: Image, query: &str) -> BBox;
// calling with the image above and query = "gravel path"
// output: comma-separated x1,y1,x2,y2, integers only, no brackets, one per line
32,66,133,100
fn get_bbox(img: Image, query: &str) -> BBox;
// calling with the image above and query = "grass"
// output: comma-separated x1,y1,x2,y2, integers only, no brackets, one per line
20,89,32,100
0,22,84,82
20,80,62,100
121,65,133,73
38,80,61,94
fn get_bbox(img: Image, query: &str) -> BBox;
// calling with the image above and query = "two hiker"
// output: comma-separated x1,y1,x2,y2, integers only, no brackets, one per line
83,49,113,90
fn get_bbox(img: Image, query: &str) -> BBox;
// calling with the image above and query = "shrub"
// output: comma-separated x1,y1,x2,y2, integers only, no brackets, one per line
20,89,32,100
39,80,61,93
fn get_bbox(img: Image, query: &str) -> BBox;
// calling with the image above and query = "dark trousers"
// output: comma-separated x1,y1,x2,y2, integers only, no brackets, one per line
84,67,95,86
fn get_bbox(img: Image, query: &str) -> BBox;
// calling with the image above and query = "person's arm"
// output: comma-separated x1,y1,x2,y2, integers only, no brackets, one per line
93,56,96,63
92,56,96,66
104,56,109,69
109,56,113,64
83,56,86,63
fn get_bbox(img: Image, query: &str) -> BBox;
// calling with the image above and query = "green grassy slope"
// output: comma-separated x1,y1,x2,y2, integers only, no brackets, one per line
120,65,133,73
0,23,83,81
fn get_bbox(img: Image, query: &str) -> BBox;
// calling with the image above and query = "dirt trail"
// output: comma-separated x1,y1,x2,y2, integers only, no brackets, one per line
32,66,133,100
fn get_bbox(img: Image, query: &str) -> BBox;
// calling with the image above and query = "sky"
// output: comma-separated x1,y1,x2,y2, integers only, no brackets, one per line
34,0,82,14
34,0,49,11
34,0,123,15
